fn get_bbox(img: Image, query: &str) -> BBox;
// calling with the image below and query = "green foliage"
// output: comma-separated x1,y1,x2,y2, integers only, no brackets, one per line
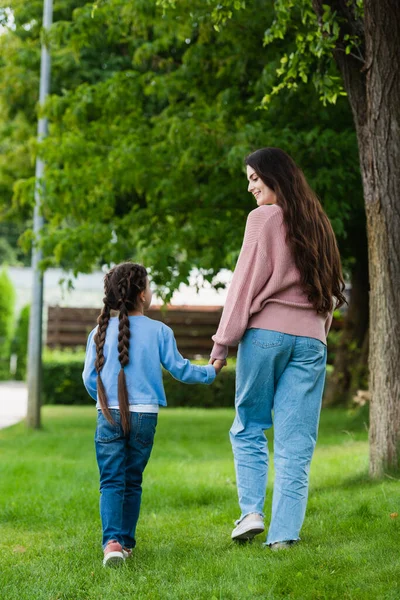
42,346,337,407
0,237,18,264
156,0,246,28
195,0,365,106
0,0,363,299
0,223,32,267
326,325,342,366
41,348,236,407
42,348,88,405
10,304,30,380
0,269,15,379
164,365,235,407
262,0,365,105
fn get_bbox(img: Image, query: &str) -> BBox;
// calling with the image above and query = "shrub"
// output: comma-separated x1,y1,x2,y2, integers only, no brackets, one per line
42,349,89,405
11,304,30,380
163,367,235,408
42,349,237,408
0,269,15,380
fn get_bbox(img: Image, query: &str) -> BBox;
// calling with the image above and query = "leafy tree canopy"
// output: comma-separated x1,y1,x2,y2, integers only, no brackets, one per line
0,0,362,298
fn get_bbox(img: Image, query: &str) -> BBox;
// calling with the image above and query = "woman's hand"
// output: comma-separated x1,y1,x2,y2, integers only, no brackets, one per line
209,358,227,374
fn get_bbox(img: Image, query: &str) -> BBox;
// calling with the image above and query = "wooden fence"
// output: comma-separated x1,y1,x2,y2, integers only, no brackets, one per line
46,305,232,358
46,305,343,359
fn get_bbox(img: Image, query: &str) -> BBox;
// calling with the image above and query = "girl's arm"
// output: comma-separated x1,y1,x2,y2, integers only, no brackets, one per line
82,329,98,400
160,326,216,385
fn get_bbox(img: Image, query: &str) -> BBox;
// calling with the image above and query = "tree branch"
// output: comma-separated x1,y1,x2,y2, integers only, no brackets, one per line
312,0,367,134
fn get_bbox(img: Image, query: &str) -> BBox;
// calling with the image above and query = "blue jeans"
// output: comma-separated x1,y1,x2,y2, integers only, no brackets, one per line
95,409,157,549
230,329,327,545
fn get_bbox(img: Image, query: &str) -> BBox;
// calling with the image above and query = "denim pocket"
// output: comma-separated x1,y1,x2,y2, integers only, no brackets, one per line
95,410,122,443
306,338,326,354
252,329,284,349
136,413,158,447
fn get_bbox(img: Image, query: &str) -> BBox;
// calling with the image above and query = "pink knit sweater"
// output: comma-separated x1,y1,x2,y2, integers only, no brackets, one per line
211,204,333,360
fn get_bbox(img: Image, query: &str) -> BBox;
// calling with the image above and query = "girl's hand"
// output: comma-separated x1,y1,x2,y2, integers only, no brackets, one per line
212,359,227,374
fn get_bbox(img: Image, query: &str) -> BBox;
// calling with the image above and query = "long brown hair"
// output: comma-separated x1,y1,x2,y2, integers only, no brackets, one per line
245,148,346,313
94,262,148,435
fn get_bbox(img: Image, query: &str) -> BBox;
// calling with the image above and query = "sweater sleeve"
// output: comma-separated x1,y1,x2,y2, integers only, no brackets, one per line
210,209,274,360
82,329,98,401
161,325,216,384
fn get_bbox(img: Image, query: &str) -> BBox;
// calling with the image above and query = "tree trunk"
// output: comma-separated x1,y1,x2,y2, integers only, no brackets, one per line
313,0,400,476
363,0,400,476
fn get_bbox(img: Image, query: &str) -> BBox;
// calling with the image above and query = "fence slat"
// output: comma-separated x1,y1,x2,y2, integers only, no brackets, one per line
46,305,342,358
46,305,231,357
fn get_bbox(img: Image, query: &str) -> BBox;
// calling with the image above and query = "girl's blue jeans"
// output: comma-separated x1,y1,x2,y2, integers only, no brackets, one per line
95,409,157,549
231,329,327,545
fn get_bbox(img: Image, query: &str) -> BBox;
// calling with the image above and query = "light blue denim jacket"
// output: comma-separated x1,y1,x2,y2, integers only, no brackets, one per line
82,315,216,408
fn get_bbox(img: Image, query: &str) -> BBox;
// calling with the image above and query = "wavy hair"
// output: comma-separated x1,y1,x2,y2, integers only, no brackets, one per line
245,147,346,313
94,262,148,435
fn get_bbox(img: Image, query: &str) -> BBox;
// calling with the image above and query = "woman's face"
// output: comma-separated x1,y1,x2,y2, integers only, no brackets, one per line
246,165,277,206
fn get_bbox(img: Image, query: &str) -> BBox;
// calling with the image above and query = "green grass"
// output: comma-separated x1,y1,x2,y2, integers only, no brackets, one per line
0,407,399,600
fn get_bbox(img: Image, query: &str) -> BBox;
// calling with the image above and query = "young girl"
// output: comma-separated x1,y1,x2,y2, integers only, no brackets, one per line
83,262,225,566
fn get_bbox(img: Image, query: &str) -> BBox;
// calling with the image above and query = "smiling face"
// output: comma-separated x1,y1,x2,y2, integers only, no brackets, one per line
246,165,277,206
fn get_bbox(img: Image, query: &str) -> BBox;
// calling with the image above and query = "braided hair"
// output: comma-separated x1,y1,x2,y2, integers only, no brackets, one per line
94,262,148,435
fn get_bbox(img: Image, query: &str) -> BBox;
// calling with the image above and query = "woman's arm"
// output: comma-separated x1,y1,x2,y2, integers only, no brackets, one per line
210,208,278,360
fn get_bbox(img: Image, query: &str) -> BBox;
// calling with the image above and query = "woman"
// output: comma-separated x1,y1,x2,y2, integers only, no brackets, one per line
210,147,346,550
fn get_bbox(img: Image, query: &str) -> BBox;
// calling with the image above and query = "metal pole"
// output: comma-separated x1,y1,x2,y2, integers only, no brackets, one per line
26,0,53,429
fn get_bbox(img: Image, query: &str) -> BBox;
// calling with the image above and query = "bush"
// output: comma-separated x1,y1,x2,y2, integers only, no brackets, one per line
42,349,90,405
163,367,235,408
11,304,30,380
0,269,15,380
42,349,237,408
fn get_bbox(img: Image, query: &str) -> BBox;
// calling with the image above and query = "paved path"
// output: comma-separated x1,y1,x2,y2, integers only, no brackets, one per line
0,381,28,429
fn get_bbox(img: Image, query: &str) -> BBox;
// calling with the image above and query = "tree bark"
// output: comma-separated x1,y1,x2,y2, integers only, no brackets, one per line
363,0,400,477
313,0,400,476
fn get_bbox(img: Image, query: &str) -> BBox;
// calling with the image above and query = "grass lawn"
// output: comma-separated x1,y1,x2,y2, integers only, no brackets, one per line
0,406,399,600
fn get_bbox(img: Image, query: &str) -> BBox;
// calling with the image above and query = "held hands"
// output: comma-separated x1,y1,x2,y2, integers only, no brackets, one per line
208,357,227,374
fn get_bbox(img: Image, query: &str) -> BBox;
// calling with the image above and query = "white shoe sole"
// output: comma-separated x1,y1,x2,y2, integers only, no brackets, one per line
231,520,265,541
103,551,125,567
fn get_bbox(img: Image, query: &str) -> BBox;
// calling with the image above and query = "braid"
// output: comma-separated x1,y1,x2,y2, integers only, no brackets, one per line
117,299,130,368
94,302,115,426
96,262,148,436
117,279,131,435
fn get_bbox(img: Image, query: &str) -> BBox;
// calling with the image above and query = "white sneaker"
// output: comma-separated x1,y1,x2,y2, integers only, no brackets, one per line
231,513,265,541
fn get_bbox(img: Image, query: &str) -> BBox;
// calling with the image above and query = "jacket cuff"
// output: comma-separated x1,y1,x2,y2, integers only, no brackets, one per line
205,364,217,384
210,342,229,361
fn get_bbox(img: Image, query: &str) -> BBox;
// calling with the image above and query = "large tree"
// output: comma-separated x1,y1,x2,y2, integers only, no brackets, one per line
0,1,362,279
202,0,399,477
0,2,367,398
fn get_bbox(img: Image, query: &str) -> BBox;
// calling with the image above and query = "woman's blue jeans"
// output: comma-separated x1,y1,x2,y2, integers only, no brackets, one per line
230,329,327,545
95,409,157,549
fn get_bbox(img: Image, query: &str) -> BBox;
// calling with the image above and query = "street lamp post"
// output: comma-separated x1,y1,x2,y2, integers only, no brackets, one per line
26,0,53,429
